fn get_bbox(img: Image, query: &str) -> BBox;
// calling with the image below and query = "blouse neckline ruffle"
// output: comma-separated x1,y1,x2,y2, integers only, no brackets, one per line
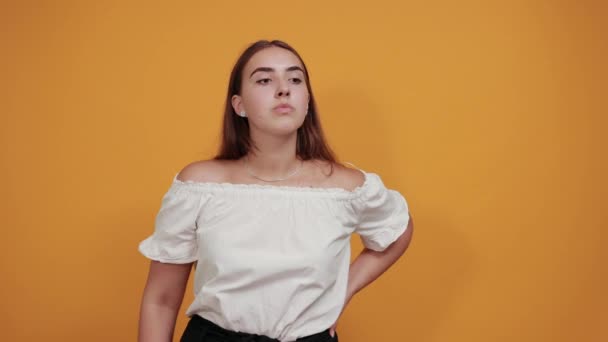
170,170,375,200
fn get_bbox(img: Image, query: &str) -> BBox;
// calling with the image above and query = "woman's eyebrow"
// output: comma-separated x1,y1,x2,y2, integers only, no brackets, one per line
249,66,304,78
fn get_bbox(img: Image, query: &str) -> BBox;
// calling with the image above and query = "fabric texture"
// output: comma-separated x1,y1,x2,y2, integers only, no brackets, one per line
139,167,410,342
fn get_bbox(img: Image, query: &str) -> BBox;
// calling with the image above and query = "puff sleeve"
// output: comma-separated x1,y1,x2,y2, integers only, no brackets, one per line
138,182,212,263
353,173,411,252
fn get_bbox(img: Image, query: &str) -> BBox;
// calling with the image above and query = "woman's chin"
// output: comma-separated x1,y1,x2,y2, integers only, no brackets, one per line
266,122,305,136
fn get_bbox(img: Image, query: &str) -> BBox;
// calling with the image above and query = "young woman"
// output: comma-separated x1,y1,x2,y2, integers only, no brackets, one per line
137,40,414,342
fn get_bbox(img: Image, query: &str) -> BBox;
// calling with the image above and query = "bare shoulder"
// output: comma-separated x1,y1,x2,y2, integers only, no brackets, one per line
312,160,366,191
175,159,232,183
335,163,366,191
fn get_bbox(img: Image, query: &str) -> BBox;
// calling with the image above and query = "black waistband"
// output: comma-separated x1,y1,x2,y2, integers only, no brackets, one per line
186,314,333,341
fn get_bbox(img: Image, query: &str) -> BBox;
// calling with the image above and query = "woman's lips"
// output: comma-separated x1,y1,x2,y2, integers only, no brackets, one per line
273,104,294,113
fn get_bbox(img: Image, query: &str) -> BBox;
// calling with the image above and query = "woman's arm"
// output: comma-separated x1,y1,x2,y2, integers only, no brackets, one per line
329,216,414,336
138,261,193,342
347,215,414,298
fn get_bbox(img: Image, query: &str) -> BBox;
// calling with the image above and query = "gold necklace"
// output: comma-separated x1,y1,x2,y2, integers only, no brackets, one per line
244,157,303,182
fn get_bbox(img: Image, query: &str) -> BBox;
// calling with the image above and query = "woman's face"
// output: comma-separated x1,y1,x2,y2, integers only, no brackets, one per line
232,46,310,136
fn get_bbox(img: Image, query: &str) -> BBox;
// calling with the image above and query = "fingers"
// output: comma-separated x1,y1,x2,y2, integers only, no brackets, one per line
329,323,337,337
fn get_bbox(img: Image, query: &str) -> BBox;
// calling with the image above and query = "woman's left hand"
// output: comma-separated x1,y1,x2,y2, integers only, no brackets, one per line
329,292,354,337
329,321,338,338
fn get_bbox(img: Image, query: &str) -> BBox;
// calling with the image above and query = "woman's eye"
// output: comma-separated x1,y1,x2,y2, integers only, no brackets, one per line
256,78,271,84
290,78,302,84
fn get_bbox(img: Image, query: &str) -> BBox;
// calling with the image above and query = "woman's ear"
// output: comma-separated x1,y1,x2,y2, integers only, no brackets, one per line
231,94,242,115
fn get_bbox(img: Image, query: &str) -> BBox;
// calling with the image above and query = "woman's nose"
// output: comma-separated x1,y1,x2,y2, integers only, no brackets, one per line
276,80,290,97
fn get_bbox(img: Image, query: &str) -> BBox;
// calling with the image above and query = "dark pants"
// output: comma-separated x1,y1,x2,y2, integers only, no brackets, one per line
180,314,339,342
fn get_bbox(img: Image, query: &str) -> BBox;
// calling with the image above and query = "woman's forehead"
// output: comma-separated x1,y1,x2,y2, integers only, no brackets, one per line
245,47,304,73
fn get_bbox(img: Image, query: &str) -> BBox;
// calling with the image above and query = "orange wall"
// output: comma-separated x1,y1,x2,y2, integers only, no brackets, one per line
1,1,606,341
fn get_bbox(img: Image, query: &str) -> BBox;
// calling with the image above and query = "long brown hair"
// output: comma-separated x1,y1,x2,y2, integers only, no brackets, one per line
214,40,340,172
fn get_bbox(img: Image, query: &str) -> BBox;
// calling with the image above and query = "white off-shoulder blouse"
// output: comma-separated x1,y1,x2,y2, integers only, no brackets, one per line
138,167,410,342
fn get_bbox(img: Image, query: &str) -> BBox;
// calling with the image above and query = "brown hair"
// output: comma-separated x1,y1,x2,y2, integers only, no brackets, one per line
213,40,340,173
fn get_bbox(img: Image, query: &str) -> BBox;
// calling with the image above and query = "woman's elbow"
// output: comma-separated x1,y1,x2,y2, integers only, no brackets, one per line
397,215,414,252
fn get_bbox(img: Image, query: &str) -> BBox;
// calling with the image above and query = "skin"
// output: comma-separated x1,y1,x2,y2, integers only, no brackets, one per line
231,46,310,177
137,46,414,341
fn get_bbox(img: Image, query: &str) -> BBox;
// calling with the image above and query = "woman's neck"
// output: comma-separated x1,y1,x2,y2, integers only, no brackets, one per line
243,133,301,179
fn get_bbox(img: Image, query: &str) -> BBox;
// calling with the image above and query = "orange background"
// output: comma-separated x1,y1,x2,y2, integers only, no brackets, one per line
1,1,606,341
